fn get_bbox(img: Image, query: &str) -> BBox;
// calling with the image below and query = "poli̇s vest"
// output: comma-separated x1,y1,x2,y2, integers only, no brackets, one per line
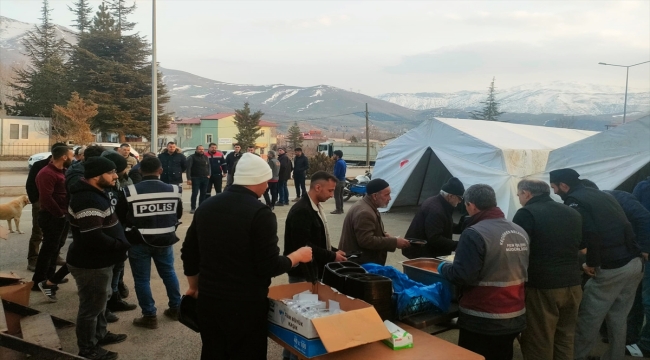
124,179,182,247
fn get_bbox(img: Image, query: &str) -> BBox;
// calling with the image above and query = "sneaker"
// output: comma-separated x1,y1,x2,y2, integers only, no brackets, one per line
79,346,118,360
275,203,285,207
330,210,343,214
105,308,119,323
117,281,129,298
97,332,127,346
626,344,650,358
189,209,195,214
292,197,300,202
53,277,69,284
133,315,158,329
27,259,37,272
163,307,179,321
38,280,58,303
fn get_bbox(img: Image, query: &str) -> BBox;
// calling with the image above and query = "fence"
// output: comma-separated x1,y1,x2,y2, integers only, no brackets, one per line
0,144,50,157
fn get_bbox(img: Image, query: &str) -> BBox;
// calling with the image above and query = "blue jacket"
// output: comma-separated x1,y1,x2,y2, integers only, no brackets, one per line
334,158,347,181
634,177,650,212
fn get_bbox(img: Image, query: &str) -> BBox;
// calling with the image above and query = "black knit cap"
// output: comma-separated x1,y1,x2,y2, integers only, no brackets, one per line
84,156,116,179
102,151,128,173
366,178,390,195
549,168,580,186
441,177,465,196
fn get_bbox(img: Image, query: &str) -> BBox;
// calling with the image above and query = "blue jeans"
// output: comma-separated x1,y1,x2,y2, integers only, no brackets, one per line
278,180,289,204
128,243,181,316
68,264,113,353
111,261,124,294
635,262,650,350
191,177,209,210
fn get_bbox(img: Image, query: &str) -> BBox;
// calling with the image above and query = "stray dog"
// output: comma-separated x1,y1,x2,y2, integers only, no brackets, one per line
0,195,30,234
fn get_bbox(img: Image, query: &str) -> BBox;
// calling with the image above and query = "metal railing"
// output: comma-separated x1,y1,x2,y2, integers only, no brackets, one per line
0,144,50,156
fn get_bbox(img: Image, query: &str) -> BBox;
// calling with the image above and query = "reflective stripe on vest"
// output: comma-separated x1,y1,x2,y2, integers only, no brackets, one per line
125,183,180,236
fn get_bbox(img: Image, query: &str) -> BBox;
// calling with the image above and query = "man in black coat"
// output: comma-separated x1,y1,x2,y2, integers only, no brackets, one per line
403,177,465,259
25,142,67,271
157,142,186,185
186,145,211,213
550,168,643,360
513,179,583,360
181,153,312,360
292,147,309,201
276,147,293,206
224,143,242,187
284,171,347,280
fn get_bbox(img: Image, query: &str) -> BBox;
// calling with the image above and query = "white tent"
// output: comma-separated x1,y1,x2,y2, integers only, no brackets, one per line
373,117,650,218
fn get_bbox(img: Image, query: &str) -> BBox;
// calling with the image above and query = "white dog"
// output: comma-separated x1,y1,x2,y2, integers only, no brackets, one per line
0,195,30,234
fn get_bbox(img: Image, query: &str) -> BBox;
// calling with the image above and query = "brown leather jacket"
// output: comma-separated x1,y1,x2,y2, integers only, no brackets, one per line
338,196,397,265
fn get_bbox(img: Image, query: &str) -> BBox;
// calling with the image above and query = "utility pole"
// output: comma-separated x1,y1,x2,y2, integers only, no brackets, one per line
365,103,370,168
150,0,158,152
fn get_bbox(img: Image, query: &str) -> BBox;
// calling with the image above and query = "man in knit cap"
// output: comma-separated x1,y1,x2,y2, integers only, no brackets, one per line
67,156,130,360
403,177,465,259
549,168,643,360
181,153,313,359
339,178,411,265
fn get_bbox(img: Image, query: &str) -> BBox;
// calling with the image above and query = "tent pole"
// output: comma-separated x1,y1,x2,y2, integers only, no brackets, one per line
416,149,432,205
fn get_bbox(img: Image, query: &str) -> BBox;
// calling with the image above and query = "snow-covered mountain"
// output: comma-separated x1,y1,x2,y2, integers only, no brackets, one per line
377,81,650,116
0,16,77,66
162,68,419,130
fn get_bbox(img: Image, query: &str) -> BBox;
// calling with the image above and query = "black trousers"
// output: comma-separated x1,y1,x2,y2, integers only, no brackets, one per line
32,212,69,284
458,328,519,360
198,295,268,360
263,182,278,207
294,175,307,198
207,174,223,195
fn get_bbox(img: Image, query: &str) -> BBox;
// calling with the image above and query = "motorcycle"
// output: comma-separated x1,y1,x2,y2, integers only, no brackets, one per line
343,170,372,202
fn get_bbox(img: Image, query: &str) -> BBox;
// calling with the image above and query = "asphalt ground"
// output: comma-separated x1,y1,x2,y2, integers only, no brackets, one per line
0,172,623,359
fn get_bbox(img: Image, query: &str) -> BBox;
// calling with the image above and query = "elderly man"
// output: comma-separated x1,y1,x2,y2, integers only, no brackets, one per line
338,178,410,265
513,179,583,360
438,184,529,360
549,168,642,360
403,177,465,259
118,143,137,173
181,153,313,359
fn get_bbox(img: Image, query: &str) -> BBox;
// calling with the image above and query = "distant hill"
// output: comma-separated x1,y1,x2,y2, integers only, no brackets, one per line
161,68,419,132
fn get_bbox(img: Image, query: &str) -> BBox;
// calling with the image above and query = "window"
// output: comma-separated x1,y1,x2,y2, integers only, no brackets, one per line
9,124,19,139
206,134,213,143
185,127,192,139
260,130,265,136
260,148,265,155
21,125,29,139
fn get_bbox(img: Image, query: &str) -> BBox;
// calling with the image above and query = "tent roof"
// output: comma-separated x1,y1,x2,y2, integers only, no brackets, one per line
373,117,648,218
437,118,597,150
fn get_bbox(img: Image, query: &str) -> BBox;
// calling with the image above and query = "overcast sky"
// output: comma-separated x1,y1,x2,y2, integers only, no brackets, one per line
2,0,649,94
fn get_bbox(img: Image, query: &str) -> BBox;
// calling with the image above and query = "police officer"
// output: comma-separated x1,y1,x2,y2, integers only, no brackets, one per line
122,156,183,329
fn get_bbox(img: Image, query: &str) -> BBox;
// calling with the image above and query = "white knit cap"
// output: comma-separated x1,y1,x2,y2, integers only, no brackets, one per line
233,153,272,185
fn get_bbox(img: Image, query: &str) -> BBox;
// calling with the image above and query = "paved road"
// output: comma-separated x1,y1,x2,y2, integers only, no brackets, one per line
0,174,617,359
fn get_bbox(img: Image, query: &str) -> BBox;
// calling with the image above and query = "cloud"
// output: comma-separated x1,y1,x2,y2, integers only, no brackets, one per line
253,13,351,32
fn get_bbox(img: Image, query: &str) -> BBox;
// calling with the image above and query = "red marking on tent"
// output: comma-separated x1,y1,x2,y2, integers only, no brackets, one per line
400,159,409,168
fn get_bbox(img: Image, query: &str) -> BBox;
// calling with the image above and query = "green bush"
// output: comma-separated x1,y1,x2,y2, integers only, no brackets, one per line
307,153,334,177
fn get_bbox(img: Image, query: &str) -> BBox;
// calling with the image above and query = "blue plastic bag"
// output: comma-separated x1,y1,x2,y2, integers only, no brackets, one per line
362,263,452,314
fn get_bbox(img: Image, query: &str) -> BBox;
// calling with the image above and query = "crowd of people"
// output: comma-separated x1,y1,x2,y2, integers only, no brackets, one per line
22,139,650,360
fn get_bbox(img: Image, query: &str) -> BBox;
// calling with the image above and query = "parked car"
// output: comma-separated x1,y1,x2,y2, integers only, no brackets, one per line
27,143,140,169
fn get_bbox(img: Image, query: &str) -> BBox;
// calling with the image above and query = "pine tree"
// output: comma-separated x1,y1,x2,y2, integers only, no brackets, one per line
51,92,98,143
107,0,137,34
7,0,70,117
470,77,505,121
287,122,303,150
68,3,171,141
68,0,93,34
233,102,263,148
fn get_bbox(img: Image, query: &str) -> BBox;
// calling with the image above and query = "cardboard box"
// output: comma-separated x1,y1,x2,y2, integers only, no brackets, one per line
382,320,413,350
268,282,390,357
0,279,33,335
